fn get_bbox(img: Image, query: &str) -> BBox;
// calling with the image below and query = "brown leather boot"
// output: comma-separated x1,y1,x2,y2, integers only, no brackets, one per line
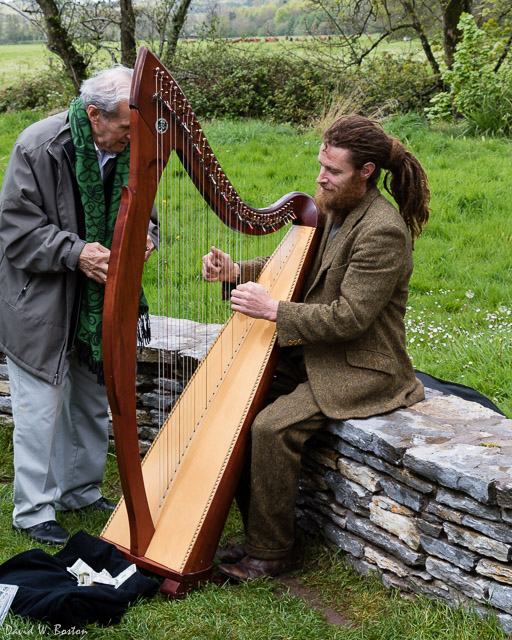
218,554,289,581
215,544,246,564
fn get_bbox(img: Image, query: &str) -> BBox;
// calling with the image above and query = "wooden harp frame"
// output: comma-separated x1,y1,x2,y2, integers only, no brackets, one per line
101,46,321,597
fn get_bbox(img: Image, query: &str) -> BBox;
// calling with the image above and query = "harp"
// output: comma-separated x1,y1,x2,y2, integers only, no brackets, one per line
101,46,320,597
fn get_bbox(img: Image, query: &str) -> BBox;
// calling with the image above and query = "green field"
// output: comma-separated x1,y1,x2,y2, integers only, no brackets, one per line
0,36,425,90
0,42,53,89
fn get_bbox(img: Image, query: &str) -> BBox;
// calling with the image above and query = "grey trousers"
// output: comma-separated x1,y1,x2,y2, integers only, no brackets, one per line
7,352,109,528
241,352,326,560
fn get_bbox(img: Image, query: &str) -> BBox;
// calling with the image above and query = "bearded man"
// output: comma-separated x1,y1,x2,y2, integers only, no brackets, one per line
202,114,430,581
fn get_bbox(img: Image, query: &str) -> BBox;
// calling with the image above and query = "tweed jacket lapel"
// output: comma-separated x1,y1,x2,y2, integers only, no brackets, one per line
305,186,381,296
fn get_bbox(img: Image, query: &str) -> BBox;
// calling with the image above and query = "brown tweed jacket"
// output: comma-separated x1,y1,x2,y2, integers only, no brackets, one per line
239,186,424,421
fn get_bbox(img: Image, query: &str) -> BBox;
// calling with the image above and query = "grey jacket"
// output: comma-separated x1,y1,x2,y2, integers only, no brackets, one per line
0,111,156,384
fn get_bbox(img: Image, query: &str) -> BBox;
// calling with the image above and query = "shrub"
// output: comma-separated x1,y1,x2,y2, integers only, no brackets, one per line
172,39,335,125
0,64,74,114
172,39,434,125
425,14,512,135
347,53,435,115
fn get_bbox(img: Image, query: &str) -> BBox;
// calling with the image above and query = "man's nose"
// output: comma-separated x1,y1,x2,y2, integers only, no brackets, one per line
317,168,328,184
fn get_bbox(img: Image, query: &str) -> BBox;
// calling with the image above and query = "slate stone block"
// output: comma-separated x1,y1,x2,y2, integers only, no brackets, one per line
325,470,372,515
461,513,512,544
417,518,443,538
336,457,383,492
323,521,365,558
436,487,501,521
425,501,464,524
369,498,421,550
346,513,424,566
444,522,511,562
476,558,512,585
0,396,12,415
489,584,512,615
404,443,499,504
379,476,426,512
425,557,490,602
420,533,478,571
363,452,435,493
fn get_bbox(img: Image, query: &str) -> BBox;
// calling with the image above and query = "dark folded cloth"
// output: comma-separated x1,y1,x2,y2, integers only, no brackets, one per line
415,369,506,416
0,530,159,629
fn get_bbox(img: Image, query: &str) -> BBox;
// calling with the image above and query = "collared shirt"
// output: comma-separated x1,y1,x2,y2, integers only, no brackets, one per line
94,143,117,179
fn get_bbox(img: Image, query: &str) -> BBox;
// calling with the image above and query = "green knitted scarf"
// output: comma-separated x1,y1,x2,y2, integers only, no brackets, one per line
69,97,149,377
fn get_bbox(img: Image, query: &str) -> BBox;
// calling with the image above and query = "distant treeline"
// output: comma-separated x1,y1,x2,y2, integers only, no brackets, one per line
0,11,41,44
0,1,366,46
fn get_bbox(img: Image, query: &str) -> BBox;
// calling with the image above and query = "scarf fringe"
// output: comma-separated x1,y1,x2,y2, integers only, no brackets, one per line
75,340,105,386
137,312,151,352
75,315,151,384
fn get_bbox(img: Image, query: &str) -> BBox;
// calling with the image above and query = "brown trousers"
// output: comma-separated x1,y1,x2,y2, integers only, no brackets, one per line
237,350,326,560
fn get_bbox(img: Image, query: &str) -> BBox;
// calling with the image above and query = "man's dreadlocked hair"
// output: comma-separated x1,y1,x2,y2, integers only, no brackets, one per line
323,115,430,244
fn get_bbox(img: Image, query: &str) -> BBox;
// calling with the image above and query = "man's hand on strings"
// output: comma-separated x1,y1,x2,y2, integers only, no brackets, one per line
230,282,278,322
145,235,155,262
202,246,240,282
78,242,110,284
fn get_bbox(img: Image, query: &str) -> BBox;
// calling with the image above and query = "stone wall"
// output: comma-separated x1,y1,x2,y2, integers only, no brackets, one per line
297,388,512,633
1,317,512,632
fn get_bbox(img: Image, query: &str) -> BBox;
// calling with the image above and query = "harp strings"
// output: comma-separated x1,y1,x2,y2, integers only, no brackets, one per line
149,67,291,512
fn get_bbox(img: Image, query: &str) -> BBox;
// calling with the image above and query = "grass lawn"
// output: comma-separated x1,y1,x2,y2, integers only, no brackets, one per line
0,111,510,637
0,42,53,90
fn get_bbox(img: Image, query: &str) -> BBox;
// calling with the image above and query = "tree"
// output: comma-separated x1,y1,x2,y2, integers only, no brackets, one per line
135,0,194,65
120,0,136,68
22,0,88,90
0,0,193,90
442,0,472,68
305,0,475,83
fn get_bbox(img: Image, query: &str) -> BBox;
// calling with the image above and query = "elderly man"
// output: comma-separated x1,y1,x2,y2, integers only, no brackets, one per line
202,114,430,580
0,67,157,544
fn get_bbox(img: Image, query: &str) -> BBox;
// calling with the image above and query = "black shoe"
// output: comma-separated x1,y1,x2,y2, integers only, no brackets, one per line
13,520,69,545
86,497,116,512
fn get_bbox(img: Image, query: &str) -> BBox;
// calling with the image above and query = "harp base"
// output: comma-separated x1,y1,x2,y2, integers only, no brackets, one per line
99,537,213,599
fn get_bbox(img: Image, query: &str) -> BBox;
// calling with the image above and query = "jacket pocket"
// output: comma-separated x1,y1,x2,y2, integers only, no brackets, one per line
16,274,34,302
346,348,396,375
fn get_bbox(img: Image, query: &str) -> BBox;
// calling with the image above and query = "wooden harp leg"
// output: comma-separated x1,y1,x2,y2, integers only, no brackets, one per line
160,565,213,599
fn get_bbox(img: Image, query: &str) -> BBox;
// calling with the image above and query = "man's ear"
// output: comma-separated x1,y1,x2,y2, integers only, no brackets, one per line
361,162,375,180
86,105,100,123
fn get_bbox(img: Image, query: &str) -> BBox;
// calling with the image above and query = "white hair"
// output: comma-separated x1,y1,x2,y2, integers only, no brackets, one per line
80,66,133,116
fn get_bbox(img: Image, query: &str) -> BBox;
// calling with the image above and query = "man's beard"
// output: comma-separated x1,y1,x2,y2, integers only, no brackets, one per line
315,175,367,224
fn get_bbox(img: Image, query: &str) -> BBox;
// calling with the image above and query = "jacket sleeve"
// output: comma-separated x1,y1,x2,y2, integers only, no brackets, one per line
276,220,409,346
221,255,269,300
0,142,85,273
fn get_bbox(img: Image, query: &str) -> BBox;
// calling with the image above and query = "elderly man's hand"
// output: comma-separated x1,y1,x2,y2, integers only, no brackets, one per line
78,242,110,283
144,235,155,262
230,282,278,322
